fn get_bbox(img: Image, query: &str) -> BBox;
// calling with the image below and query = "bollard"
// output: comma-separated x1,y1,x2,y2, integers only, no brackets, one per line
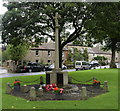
37,87,43,97
29,87,36,101
81,87,87,100
21,85,29,93
103,81,108,92
6,83,13,94
40,76,44,84
68,76,72,84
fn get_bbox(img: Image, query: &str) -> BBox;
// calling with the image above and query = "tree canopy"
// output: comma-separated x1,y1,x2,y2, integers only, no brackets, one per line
85,2,120,68
2,2,120,68
2,43,29,64
67,48,88,63
2,2,92,68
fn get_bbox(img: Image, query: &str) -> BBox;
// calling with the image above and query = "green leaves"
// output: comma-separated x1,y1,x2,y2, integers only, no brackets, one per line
2,2,89,45
68,47,89,62
3,43,29,62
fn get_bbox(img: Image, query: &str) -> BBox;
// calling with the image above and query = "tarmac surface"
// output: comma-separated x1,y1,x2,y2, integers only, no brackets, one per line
0,65,115,78
0,67,76,78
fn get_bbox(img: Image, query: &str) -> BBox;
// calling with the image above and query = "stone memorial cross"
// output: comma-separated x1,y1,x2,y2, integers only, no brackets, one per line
54,12,60,70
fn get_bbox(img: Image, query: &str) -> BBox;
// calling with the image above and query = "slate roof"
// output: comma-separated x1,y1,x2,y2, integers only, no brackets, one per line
88,47,111,55
67,44,111,55
31,42,68,51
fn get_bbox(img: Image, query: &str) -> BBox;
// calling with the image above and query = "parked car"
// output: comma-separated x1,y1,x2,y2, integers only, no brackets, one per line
44,63,67,71
75,61,91,71
44,64,51,71
89,61,100,69
89,63,100,68
16,62,45,73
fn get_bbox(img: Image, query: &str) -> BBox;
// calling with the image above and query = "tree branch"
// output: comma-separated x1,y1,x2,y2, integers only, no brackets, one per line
61,17,86,48
39,29,55,41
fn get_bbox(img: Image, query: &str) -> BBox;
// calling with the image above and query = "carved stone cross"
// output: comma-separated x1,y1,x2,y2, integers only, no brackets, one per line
54,12,60,70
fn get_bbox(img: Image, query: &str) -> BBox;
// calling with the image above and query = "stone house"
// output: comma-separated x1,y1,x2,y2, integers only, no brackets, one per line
24,42,119,65
24,42,68,64
67,44,119,63
87,46,112,63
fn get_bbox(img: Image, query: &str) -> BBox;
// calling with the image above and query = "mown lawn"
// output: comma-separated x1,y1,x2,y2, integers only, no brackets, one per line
1,69,118,110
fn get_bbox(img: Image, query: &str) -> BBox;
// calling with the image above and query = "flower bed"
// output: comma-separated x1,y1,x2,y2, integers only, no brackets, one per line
7,82,107,101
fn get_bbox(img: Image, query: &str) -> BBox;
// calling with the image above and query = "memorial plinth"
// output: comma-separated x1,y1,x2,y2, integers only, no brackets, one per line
46,70,68,87
46,12,68,87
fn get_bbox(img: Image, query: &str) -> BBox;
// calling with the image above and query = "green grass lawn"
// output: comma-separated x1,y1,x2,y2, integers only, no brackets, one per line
1,69,118,110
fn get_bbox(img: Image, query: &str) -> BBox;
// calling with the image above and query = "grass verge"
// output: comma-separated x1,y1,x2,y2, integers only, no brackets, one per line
2,69,118,110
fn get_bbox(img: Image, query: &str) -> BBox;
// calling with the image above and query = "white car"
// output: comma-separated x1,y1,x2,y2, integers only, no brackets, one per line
49,64,67,70
75,61,91,71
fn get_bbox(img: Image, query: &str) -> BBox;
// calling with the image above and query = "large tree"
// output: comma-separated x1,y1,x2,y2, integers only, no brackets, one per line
68,48,88,63
85,2,120,68
2,2,92,68
2,43,29,64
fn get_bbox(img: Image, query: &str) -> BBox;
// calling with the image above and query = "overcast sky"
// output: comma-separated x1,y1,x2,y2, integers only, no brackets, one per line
0,0,7,14
0,0,7,47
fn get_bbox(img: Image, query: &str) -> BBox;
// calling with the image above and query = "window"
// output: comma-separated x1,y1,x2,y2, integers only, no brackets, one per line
82,62,87,65
48,60,51,64
48,50,51,57
7,62,9,66
36,60,39,63
36,50,39,56
76,62,81,65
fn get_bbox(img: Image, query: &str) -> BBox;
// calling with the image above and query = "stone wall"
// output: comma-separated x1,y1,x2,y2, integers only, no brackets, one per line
24,50,68,64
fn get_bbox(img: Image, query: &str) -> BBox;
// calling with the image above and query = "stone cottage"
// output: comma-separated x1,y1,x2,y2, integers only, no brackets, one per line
24,42,68,64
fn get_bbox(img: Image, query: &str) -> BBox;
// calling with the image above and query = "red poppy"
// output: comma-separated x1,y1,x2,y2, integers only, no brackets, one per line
14,81,18,84
53,87,59,91
52,83,57,88
14,81,21,84
60,88,64,93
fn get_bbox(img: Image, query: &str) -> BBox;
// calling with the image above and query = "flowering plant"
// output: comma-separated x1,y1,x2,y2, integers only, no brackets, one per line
44,83,64,94
53,87,64,94
45,83,57,91
13,80,21,86
93,80,101,86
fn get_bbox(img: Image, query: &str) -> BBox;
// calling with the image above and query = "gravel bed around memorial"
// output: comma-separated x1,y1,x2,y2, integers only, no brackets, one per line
9,83,107,101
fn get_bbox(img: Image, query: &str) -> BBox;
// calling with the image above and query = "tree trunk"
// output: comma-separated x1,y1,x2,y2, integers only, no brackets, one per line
110,47,117,68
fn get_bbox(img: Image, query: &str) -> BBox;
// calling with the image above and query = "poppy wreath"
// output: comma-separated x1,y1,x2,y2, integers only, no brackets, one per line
13,80,21,86
45,83,57,91
93,80,101,86
45,83,64,94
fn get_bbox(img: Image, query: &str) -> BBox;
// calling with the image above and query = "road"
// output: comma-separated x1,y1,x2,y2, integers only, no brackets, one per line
0,68,76,78
0,65,118,78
